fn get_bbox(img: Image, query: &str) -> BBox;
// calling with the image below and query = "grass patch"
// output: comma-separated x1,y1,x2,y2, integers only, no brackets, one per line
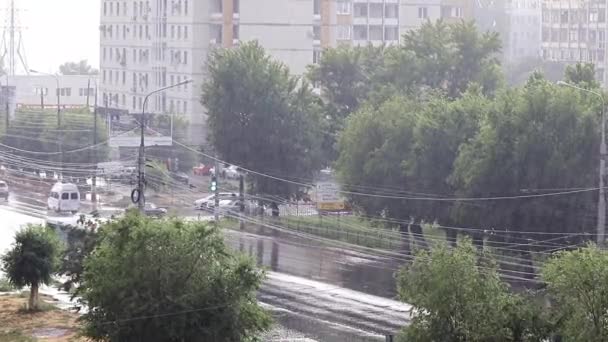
280,215,401,249
18,300,58,313
0,330,35,342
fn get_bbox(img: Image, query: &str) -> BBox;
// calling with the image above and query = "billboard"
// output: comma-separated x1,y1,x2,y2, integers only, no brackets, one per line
315,182,345,211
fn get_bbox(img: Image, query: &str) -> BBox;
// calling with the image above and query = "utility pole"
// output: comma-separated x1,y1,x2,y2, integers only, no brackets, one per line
239,174,244,229
86,79,91,108
40,91,44,109
137,79,193,213
92,82,98,210
214,160,220,223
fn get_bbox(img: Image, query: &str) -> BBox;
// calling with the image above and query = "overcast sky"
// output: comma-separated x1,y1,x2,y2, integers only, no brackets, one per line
8,0,99,74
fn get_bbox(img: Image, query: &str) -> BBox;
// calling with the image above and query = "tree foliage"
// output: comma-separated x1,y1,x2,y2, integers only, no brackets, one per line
203,41,322,198
79,212,271,341
1,109,109,172
59,59,98,75
450,76,598,237
397,239,551,341
309,20,502,165
1,225,61,310
542,245,608,341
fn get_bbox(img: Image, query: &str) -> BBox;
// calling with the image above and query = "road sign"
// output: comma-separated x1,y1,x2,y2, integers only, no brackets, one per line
315,182,345,211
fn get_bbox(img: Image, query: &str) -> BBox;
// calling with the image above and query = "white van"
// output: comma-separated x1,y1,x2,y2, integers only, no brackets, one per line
47,182,80,213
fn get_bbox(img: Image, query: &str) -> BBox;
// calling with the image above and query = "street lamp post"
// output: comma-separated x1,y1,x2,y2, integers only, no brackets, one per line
558,81,606,246
137,79,193,213
30,69,62,178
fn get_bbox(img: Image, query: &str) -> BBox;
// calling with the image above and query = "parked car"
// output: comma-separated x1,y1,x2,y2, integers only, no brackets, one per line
194,192,237,210
0,181,8,200
170,171,189,185
225,165,242,179
144,203,167,218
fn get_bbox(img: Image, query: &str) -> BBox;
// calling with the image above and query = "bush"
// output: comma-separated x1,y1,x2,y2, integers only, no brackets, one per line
79,212,271,341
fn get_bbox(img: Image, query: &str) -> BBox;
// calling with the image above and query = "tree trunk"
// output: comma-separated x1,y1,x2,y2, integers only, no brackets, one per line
29,283,39,311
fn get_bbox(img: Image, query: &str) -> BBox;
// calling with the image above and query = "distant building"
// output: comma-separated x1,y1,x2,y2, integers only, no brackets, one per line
541,0,607,84
4,75,96,110
476,0,541,65
100,0,475,145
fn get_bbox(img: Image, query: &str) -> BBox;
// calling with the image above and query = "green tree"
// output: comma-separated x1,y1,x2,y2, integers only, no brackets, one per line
1,109,109,172
542,245,608,341
202,41,322,198
336,90,486,241
564,62,600,88
1,225,61,310
79,212,271,341
398,20,502,97
450,75,598,239
59,59,98,75
397,239,551,341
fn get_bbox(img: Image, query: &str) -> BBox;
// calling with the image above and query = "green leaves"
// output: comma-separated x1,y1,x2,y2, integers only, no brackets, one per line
79,212,271,341
1,225,62,290
542,245,608,341
202,41,322,198
398,239,552,342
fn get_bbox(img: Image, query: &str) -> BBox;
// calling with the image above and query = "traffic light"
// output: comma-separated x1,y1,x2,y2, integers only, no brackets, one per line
210,176,217,192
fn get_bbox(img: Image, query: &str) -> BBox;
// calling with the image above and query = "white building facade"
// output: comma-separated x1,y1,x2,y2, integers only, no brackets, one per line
100,0,473,145
7,75,96,109
541,0,608,84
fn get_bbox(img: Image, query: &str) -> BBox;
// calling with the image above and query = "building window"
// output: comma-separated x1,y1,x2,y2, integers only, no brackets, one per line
313,50,322,64
177,26,182,39
171,25,175,39
104,2,107,16
337,25,352,40
569,29,577,42
337,0,351,15
233,25,239,40
184,0,188,15
418,7,428,19
183,51,188,65
314,0,320,15
370,3,383,18
184,26,189,39
313,26,321,40
354,3,367,17
353,25,367,40
385,26,398,41
210,0,222,13
233,0,239,14
385,4,398,18
370,25,383,40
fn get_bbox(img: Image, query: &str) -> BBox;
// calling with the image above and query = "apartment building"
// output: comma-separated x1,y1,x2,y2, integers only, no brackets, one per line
475,0,541,64
313,0,472,51
100,0,313,145
541,0,608,84
100,0,473,145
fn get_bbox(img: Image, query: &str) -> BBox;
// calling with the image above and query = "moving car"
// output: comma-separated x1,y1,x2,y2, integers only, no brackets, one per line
144,203,168,218
194,192,237,210
0,181,8,200
47,182,80,213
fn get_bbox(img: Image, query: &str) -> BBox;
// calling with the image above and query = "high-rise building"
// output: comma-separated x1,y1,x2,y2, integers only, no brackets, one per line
100,0,313,145
541,0,607,84
476,0,541,65
100,0,473,145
